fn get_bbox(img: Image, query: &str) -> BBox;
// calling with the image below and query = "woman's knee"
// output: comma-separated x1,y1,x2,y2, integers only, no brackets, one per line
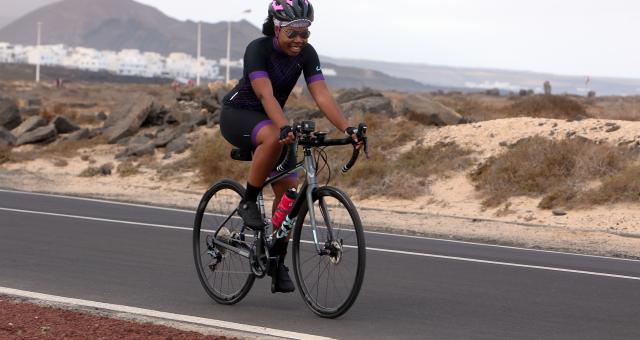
256,125,281,149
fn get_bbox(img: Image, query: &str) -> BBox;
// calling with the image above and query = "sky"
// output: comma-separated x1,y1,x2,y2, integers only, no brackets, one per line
135,0,639,78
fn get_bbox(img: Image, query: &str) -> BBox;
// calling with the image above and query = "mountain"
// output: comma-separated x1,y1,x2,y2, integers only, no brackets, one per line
0,0,60,29
323,57,640,96
0,0,436,91
0,17,12,30
0,0,257,60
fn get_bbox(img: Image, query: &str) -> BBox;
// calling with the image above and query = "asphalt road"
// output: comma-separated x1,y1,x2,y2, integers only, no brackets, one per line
1,188,639,339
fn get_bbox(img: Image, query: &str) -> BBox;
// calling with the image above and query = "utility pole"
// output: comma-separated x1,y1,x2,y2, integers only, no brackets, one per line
35,22,42,83
225,21,231,85
196,21,202,86
225,10,251,85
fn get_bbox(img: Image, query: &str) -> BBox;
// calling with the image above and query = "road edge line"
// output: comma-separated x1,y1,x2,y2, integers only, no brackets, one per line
0,287,334,340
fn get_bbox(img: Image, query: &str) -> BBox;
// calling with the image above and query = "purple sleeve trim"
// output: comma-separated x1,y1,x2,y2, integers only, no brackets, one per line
251,120,273,147
249,71,269,81
306,74,325,84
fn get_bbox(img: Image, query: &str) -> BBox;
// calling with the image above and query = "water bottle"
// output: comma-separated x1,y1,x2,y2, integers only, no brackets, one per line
271,188,297,231
270,188,297,256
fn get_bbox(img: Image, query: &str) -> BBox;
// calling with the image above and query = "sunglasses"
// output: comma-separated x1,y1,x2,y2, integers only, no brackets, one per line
284,29,311,39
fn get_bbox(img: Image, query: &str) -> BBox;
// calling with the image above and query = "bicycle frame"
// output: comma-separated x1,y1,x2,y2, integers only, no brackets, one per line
258,145,333,255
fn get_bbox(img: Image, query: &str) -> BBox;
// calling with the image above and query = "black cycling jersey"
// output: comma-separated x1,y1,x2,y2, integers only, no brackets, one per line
222,36,325,113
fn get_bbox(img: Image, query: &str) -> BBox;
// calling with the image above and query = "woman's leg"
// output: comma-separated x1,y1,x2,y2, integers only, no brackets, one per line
248,124,282,187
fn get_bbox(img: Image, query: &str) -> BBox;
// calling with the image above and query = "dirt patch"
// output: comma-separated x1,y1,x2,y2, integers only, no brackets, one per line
0,297,232,340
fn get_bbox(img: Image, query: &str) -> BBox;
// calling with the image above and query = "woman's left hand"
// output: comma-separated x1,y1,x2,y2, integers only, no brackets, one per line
345,127,364,150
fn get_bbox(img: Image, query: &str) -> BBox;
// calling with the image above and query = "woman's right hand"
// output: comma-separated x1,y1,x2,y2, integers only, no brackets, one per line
279,125,295,144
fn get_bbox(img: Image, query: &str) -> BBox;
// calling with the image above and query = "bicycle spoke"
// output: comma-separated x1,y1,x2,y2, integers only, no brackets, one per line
194,180,255,304
293,187,365,317
308,258,331,293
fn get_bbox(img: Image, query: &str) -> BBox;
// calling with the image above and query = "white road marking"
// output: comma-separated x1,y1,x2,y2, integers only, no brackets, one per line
0,188,195,213
1,188,638,263
363,245,640,281
2,206,639,282
0,287,334,340
0,207,192,231
359,230,640,262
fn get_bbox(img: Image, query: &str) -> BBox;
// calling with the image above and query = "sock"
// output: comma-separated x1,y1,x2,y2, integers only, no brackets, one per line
244,182,260,203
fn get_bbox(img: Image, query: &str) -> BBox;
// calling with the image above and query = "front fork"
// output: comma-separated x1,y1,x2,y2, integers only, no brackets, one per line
302,151,335,255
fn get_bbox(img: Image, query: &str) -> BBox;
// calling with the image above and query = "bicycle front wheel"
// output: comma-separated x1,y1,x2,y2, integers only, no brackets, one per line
193,179,255,305
292,186,366,318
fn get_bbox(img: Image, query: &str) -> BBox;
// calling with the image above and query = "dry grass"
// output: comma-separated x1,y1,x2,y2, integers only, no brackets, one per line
157,157,194,180
5,136,107,164
578,164,640,205
363,113,421,151
588,96,640,121
79,166,102,177
189,131,250,184
398,142,475,178
319,139,473,199
433,94,600,121
508,95,588,120
471,136,636,207
117,161,140,177
0,144,10,164
433,94,511,122
43,136,108,158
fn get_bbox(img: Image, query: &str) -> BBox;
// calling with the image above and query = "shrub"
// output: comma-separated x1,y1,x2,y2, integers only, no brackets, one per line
190,131,250,184
43,136,107,158
398,142,475,178
157,157,194,180
577,164,640,205
509,95,587,120
79,166,101,177
318,141,473,199
117,161,140,177
471,136,634,207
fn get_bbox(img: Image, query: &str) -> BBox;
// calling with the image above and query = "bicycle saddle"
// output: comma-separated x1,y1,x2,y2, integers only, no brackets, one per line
230,148,252,161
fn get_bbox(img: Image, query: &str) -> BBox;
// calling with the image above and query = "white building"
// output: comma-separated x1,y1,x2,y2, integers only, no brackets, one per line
116,49,147,76
25,44,67,66
0,41,222,80
0,42,14,63
166,52,196,79
63,47,103,72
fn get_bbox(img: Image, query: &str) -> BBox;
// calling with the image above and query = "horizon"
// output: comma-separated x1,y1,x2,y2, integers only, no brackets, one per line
133,0,640,80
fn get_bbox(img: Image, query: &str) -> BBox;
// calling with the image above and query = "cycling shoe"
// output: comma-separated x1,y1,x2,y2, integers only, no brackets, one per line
237,201,264,230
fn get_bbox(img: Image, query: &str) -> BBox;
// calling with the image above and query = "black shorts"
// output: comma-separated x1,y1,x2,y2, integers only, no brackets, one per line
220,105,297,179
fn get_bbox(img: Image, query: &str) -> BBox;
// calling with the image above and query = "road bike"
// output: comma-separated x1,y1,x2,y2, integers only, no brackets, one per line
193,121,367,318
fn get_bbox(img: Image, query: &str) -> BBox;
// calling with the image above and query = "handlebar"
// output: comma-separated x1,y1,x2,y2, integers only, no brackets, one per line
275,121,368,174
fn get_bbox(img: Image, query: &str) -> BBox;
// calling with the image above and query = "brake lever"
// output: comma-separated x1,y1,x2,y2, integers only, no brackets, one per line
363,136,369,159
357,123,369,159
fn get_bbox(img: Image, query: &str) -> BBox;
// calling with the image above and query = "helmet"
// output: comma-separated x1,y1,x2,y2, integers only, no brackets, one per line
269,0,314,27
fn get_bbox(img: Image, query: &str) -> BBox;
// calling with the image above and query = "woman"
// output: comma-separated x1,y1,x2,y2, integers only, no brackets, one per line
219,0,360,293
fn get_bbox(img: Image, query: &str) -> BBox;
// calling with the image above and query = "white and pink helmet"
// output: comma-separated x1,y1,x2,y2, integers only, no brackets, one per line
269,0,314,28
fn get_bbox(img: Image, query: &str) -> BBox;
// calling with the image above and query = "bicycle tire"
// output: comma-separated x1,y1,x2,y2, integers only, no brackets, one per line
193,179,255,305
292,186,366,318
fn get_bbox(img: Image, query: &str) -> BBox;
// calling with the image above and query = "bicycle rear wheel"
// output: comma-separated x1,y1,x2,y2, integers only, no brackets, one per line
292,186,366,318
193,179,255,305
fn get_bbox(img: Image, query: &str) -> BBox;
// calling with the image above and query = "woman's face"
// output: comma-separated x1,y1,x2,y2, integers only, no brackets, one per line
277,26,310,56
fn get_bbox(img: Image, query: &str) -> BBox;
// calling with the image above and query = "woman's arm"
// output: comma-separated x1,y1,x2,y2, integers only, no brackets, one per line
251,77,289,129
308,80,349,132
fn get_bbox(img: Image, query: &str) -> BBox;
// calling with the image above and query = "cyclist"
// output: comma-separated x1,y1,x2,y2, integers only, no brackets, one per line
219,0,361,293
